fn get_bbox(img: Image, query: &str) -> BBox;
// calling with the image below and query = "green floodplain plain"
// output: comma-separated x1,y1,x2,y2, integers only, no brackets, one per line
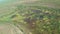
0,0,60,34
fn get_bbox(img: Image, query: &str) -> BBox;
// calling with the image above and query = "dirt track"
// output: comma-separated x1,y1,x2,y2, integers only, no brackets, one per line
0,0,60,34
0,0,37,34
0,0,60,16
0,23,23,34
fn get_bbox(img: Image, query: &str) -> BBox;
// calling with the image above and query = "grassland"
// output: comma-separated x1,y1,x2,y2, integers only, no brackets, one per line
0,0,60,34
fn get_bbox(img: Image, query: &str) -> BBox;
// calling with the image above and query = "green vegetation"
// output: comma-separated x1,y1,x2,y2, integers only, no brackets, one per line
12,1,60,34
0,0,60,34
11,5,60,34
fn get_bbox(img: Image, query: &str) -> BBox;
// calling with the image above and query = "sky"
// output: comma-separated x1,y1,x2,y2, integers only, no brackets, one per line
0,0,17,7
0,0,20,17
